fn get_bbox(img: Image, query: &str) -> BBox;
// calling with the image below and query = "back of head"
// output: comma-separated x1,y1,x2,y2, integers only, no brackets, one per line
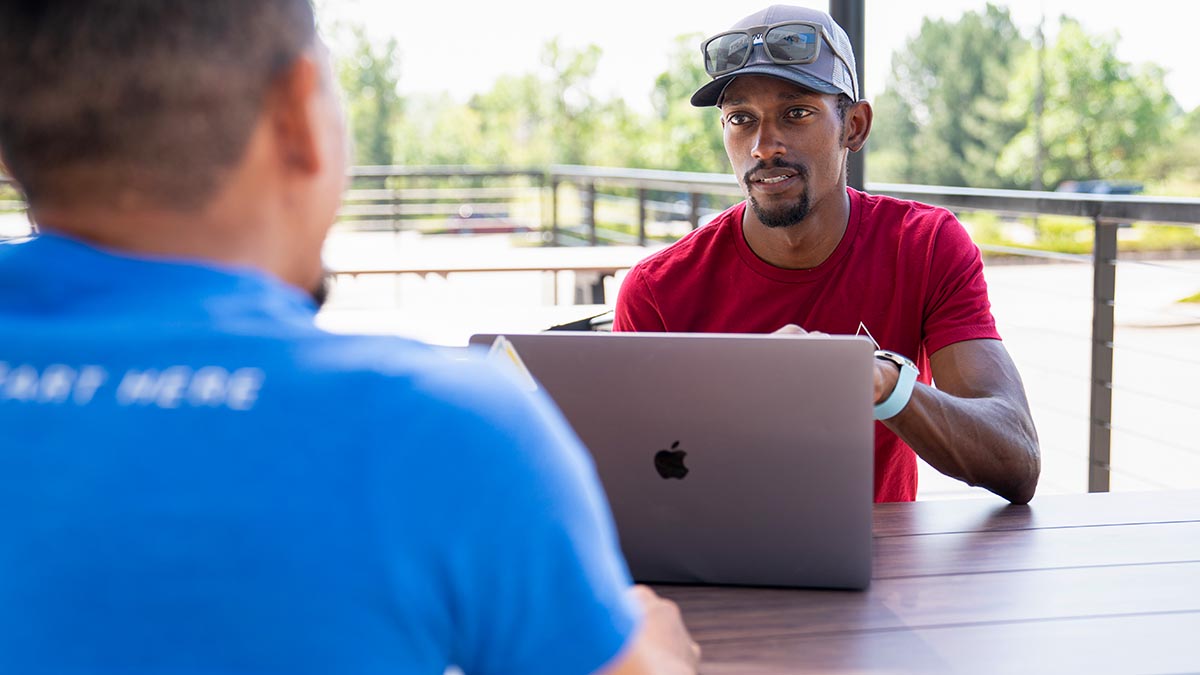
0,0,317,211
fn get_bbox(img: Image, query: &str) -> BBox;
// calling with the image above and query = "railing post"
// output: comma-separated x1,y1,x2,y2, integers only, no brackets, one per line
1088,215,1118,493
637,187,648,247
550,177,560,247
390,177,402,234
585,182,597,246
689,193,701,230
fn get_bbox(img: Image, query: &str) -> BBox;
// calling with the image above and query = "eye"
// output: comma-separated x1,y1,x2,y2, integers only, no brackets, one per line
785,107,813,120
725,112,753,126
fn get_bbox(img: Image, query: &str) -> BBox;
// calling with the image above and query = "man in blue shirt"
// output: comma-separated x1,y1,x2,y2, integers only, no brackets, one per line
0,2,699,674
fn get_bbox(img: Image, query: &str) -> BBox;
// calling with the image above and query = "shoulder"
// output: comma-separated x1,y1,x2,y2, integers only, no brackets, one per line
855,189,961,232
853,189,976,255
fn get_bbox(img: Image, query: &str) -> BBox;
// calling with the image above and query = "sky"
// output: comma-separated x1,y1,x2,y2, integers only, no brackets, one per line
317,0,1199,113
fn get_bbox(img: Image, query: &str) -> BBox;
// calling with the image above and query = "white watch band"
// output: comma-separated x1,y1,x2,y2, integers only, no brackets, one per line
874,350,918,421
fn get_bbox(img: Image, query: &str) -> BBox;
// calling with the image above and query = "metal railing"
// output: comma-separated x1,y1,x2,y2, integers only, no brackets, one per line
6,167,1200,493
336,165,748,245
871,184,1200,493
336,167,1200,493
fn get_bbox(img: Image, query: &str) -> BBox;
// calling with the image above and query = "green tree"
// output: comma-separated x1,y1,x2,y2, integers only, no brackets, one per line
866,89,918,184
540,39,604,165
337,29,403,166
1138,106,1200,194
646,34,728,173
870,4,1028,187
466,73,554,165
997,18,1179,189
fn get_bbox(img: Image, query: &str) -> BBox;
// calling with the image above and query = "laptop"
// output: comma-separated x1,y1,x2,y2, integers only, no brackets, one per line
468,331,875,589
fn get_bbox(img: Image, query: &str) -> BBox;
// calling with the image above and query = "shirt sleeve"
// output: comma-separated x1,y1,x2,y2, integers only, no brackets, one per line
921,214,1002,355
613,265,666,332
395,362,641,675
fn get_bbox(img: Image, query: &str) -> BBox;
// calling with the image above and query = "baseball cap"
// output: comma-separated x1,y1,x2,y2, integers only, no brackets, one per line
691,5,859,107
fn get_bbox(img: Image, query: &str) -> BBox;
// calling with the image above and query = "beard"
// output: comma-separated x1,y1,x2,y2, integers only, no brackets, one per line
744,159,812,229
308,268,332,309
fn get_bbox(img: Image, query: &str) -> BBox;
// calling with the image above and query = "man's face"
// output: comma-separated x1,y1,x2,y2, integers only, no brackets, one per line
720,76,848,229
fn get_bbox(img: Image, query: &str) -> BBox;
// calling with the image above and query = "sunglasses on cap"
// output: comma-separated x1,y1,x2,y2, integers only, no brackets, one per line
702,21,857,95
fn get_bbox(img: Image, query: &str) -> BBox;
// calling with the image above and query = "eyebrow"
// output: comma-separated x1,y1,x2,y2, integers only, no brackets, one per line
721,90,820,108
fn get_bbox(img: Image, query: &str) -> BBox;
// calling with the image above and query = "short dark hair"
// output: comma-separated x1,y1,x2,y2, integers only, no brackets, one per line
0,0,317,210
835,94,855,127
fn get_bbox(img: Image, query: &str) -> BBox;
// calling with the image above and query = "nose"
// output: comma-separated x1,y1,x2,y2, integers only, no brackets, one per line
751,119,786,161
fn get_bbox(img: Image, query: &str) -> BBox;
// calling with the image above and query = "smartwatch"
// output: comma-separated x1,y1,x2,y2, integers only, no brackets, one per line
873,350,919,421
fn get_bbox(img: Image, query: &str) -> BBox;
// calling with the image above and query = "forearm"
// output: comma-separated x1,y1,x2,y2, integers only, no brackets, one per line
885,383,1040,504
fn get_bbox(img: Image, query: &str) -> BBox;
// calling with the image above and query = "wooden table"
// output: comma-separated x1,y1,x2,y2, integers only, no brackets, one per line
657,490,1200,674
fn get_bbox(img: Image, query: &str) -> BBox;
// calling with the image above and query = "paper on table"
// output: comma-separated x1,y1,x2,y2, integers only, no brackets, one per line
487,335,539,392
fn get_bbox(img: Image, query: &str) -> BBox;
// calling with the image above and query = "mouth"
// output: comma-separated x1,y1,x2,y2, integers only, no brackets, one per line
748,169,800,193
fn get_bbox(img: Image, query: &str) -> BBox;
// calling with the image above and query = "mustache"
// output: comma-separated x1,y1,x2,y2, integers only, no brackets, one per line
742,159,810,186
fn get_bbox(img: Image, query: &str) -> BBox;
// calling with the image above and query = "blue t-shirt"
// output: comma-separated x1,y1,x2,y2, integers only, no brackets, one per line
0,233,639,674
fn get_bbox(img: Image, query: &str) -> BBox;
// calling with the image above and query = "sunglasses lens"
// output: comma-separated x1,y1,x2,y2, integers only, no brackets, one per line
705,33,752,74
764,25,819,63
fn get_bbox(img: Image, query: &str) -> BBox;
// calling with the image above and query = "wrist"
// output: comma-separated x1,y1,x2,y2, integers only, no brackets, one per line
873,350,918,421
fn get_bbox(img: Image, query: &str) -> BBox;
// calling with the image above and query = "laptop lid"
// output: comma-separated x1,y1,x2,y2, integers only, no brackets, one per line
468,332,875,589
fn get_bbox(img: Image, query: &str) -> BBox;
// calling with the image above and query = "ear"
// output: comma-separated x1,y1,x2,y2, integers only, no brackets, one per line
843,100,873,153
263,55,325,175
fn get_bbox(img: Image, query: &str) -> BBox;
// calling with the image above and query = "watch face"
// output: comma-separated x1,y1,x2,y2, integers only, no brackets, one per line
876,350,907,364
875,350,917,372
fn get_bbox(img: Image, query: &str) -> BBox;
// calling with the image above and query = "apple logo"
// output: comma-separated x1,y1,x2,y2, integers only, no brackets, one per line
654,441,689,479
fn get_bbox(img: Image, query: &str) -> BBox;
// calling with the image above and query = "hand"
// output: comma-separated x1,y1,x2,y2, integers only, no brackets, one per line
873,357,901,406
773,323,827,336
630,585,701,674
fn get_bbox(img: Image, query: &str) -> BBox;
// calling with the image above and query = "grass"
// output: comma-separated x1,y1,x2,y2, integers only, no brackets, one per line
960,211,1200,257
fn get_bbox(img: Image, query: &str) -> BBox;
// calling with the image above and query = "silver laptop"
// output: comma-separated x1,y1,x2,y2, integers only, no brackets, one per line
468,331,875,589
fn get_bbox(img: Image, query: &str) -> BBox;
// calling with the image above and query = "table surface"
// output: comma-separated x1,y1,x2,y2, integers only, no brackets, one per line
656,489,1200,675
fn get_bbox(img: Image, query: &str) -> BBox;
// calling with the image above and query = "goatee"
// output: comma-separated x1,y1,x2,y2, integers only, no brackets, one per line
744,160,811,229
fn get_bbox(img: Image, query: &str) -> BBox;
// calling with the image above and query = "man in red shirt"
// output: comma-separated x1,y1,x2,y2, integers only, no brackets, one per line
614,5,1040,504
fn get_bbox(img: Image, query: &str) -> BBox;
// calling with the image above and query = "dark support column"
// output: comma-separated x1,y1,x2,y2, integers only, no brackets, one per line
689,193,701,230
1088,217,1118,492
829,0,866,190
637,188,648,247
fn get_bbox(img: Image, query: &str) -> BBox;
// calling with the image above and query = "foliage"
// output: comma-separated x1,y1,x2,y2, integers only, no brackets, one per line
337,28,403,166
869,4,1027,187
961,211,1200,256
866,89,919,184
997,18,1178,189
645,34,728,173
1138,106,1200,195
332,14,1199,201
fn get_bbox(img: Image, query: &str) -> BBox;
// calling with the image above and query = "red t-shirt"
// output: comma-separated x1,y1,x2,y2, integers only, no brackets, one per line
613,188,1000,502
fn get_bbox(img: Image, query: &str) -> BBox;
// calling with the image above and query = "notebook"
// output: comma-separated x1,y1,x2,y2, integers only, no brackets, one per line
469,331,875,589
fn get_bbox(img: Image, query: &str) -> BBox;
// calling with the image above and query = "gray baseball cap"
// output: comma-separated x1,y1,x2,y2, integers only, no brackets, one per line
691,5,859,107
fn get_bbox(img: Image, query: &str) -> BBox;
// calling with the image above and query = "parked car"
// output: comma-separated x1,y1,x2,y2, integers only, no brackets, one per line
1056,180,1144,195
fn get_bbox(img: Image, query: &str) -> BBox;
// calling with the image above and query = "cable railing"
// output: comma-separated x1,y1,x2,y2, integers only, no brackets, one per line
342,167,1200,495
866,183,1200,495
